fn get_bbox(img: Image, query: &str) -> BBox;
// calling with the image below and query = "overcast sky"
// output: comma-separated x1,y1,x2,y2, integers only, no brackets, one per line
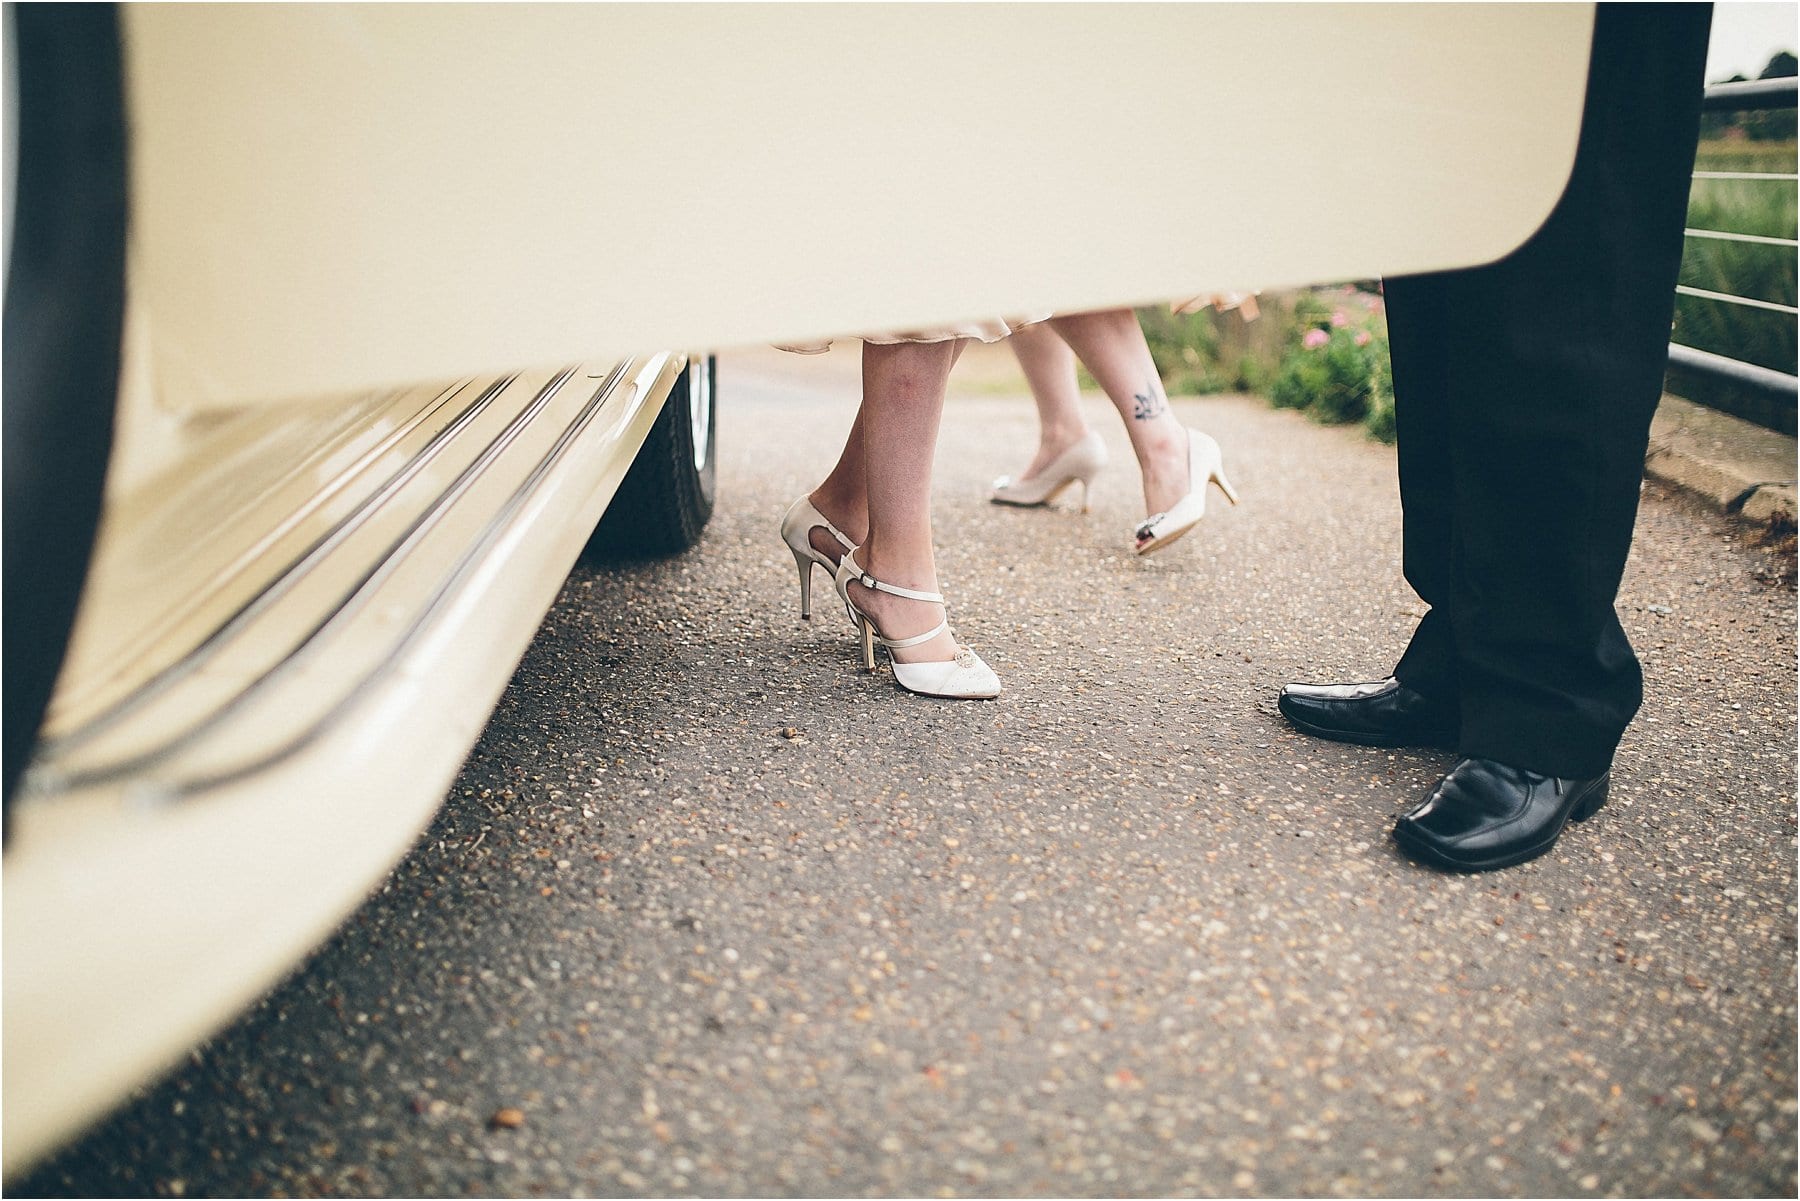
1705,2,1797,81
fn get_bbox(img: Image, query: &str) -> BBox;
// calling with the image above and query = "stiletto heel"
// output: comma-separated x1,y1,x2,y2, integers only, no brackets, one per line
991,431,1108,509
858,613,877,671
1133,428,1237,556
791,547,815,619
780,495,858,621
833,550,1001,699
1212,463,1240,507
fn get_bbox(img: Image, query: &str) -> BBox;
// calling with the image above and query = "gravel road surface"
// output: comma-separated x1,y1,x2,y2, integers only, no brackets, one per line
17,345,1796,1198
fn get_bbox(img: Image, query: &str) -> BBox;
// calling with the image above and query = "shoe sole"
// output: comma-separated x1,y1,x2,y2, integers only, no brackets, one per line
867,651,1002,700
1278,704,1456,749
1391,778,1610,872
991,478,1079,510
883,669,1001,701
892,683,1001,700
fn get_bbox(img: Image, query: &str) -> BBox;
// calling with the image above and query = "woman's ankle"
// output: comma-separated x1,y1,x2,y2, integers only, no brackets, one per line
850,538,961,662
1022,423,1093,479
802,489,865,565
856,536,936,593
1133,423,1191,513
808,488,867,543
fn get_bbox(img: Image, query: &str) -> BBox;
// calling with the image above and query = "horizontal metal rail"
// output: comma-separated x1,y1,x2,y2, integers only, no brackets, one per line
1700,76,1797,112
1668,344,1798,405
1682,227,1799,248
1675,285,1800,315
1692,170,1798,181
1672,76,1798,417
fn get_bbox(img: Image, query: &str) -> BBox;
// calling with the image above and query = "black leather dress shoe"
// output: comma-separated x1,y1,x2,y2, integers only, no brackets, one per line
1393,757,1609,872
1276,677,1457,747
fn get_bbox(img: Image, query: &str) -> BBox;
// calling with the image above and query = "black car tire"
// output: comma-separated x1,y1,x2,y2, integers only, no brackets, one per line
3,6,130,813
582,354,717,561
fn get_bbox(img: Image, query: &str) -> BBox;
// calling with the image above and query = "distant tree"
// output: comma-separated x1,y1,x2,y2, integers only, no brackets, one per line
1700,53,1798,142
1747,51,1797,140
1699,73,1750,140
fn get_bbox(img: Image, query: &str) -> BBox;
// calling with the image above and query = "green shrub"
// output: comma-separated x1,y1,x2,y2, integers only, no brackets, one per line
1136,305,1223,395
1232,349,1274,395
1257,287,1396,442
1132,285,1396,443
1269,352,1328,410
1311,335,1377,424
1365,377,1397,444
1290,291,1335,328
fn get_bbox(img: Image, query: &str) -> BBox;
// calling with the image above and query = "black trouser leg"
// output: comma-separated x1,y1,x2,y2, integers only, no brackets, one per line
1385,270,1459,713
1383,4,1711,778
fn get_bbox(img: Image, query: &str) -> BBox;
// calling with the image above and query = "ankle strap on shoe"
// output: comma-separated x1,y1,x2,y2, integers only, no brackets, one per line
840,551,945,604
818,516,856,552
854,573,943,604
878,619,950,650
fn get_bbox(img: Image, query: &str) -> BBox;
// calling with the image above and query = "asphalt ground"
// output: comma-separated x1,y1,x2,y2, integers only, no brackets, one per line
16,345,1798,1198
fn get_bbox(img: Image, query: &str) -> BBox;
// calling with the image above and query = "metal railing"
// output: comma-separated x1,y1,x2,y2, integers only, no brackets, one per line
1669,75,1798,413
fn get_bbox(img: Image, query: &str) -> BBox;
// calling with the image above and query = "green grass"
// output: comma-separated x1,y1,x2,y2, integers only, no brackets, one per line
1673,139,1796,431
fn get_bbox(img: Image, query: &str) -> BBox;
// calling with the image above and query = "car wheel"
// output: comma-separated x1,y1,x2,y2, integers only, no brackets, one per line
582,354,717,560
2,6,130,813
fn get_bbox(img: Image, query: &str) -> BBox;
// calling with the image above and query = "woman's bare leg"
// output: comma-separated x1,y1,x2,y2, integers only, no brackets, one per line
806,405,870,565
844,338,967,665
1006,323,1094,481
1047,308,1190,518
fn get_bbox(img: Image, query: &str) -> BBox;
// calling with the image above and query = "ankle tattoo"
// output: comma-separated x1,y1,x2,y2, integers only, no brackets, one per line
1132,380,1168,421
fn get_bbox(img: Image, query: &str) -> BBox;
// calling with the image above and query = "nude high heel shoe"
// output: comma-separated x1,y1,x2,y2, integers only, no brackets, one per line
833,550,1001,700
990,430,1108,512
779,495,857,620
1132,429,1238,556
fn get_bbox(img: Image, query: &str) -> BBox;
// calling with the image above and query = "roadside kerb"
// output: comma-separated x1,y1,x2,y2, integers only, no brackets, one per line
1646,392,1797,526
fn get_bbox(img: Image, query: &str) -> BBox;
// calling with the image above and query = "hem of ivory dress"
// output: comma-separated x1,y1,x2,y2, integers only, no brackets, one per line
773,293,1260,355
774,312,1052,355
1171,291,1260,320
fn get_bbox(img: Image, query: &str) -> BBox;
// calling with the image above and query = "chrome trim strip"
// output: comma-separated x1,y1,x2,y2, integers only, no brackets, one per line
45,364,607,790
41,375,512,757
49,379,470,723
169,359,651,797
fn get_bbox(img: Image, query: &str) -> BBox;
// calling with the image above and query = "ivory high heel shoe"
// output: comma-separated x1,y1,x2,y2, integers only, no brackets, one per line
833,550,1002,700
1133,429,1238,556
990,430,1108,511
780,495,858,620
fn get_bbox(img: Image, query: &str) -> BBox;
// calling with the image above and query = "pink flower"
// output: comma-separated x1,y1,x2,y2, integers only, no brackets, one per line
1331,310,1349,327
1354,330,1372,347
1302,328,1330,350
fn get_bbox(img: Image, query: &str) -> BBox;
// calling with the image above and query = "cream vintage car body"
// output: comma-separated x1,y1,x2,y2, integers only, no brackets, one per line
1,3,1595,1176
